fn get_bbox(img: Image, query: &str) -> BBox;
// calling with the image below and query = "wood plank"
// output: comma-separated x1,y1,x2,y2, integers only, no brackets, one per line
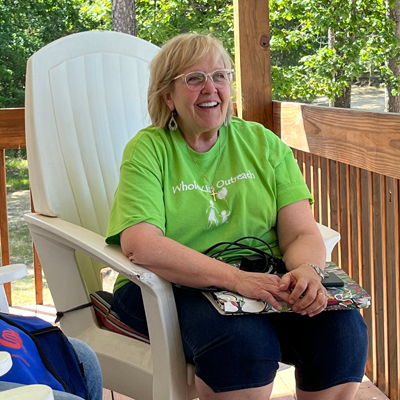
357,376,390,400
330,159,339,264
304,152,312,194
349,166,362,284
361,169,376,382
31,192,43,305
339,163,350,272
273,102,400,180
373,173,388,394
312,155,320,221
0,149,11,304
102,374,389,400
233,0,273,129
386,177,400,400
0,108,26,149
320,157,329,227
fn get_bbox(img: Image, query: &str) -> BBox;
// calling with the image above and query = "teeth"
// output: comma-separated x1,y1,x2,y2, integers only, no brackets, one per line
198,102,218,108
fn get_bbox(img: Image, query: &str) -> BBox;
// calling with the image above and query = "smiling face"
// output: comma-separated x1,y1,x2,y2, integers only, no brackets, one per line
162,52,231,140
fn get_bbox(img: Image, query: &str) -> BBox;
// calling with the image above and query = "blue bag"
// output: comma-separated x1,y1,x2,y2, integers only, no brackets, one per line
0,313,88,398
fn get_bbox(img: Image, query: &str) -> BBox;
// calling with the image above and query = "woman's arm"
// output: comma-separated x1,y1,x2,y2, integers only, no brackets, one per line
277,199,328,316
120,222,291,309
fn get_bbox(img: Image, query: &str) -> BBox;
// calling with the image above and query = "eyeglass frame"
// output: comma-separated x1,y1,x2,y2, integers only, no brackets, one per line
172,68,234,91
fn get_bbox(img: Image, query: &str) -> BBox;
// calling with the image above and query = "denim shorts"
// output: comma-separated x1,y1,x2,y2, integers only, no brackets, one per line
113,281,368,393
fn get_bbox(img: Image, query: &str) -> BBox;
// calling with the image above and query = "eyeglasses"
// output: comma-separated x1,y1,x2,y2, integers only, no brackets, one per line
173,69,234,91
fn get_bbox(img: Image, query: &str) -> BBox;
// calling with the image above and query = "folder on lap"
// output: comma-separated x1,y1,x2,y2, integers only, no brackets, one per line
203,263,371,316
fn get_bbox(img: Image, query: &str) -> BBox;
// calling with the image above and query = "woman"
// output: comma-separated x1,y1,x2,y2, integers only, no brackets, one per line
106,33,368,400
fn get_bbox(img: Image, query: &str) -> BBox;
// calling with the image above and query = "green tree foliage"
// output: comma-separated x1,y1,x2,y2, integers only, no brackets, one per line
0,0,110,108
270,0,400,103
1,0,400,107
135,0,234,57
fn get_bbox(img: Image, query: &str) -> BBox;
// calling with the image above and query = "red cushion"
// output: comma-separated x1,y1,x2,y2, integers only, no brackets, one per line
90,291,150,344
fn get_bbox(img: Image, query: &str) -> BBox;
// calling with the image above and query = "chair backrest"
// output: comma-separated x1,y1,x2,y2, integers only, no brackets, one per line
25,31,159,293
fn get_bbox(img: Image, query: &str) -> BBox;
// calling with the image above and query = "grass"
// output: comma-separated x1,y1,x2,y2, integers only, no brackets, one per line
6,157,30,192
3,156,54,307
3,156,116,307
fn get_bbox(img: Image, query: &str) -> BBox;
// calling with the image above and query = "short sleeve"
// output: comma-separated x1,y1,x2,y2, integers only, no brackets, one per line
275,146,314,211
106,144,166,245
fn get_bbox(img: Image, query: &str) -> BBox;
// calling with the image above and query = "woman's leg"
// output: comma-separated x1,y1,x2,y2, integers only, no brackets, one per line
195,376,274,400
268,309,368,400
68,338,103,400
296,382,360,400
173,287,281,398
114,282,282,399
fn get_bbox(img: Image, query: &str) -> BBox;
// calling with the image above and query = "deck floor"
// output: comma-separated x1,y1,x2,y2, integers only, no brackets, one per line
11,305,389,400
102,371,389,400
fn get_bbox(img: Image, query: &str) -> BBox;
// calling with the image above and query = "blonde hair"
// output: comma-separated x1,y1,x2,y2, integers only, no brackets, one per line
148,33,234,129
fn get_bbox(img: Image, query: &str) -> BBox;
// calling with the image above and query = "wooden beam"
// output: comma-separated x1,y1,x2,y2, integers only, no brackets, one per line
273,102,400,180
0,149,11,303
234,0,273,130
0,108,26,150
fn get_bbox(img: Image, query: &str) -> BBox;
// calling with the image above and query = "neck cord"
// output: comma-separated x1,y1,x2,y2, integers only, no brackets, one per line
187,135,221,201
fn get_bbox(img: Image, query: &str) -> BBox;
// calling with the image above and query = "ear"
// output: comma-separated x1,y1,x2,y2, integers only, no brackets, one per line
162,91,175,111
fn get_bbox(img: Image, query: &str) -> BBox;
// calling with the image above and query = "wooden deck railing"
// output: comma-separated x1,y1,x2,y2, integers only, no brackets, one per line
1,105,400,399
274,102,400,400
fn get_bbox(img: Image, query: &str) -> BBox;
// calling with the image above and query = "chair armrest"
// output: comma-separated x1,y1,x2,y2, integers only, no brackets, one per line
24,213,156,282
316,222,341,261
24,213,188,399
0,264,28,285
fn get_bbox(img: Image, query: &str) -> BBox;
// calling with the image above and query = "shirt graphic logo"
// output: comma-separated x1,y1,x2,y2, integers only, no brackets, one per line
206,187,231,228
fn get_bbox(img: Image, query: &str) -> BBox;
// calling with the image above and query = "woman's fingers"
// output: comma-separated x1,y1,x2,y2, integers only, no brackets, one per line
292,287,328,316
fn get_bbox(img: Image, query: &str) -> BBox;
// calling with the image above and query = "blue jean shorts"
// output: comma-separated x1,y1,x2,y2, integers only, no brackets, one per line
114,281,368,393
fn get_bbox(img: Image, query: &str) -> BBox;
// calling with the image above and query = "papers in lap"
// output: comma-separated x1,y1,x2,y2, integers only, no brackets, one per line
203,263,371,316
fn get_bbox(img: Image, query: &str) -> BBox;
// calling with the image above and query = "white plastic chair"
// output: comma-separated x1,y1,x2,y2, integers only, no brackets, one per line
0,264,28,312
24,31,340,400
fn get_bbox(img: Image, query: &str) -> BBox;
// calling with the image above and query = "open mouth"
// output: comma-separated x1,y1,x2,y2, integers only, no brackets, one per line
197,102,219,108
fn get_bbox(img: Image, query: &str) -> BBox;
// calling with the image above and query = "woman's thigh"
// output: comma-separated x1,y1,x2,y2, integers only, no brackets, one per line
114,283,282,392
173,287,281,393
267,310,368,392
113,283,368,393
113,281,149,337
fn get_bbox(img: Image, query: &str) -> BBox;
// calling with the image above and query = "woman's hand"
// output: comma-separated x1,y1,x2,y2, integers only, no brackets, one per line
234,271,292,311
279,264,327,317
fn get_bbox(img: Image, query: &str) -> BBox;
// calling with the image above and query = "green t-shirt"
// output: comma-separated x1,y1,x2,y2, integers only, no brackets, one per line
106,117,313,291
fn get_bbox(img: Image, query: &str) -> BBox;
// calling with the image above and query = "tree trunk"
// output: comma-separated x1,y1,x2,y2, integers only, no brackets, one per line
112,0,137,36
385,0,400,113
328,27,352,108
329,84,352,108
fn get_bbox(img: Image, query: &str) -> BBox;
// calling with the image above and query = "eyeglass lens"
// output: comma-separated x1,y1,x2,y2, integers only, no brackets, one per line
185,70,232,90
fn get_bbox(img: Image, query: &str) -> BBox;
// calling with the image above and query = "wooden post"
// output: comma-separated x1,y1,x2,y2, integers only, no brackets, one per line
233,0,273,130
0,108,27,306
0,149,11,304
30,193,43,305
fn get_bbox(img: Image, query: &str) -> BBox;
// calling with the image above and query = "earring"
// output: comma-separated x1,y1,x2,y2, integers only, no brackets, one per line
168,111,178,131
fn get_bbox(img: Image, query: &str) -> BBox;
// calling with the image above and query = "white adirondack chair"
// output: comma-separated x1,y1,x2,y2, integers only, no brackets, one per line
24,31,340,400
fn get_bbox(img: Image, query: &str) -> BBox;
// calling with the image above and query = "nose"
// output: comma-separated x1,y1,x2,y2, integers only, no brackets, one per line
201,74,217,93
